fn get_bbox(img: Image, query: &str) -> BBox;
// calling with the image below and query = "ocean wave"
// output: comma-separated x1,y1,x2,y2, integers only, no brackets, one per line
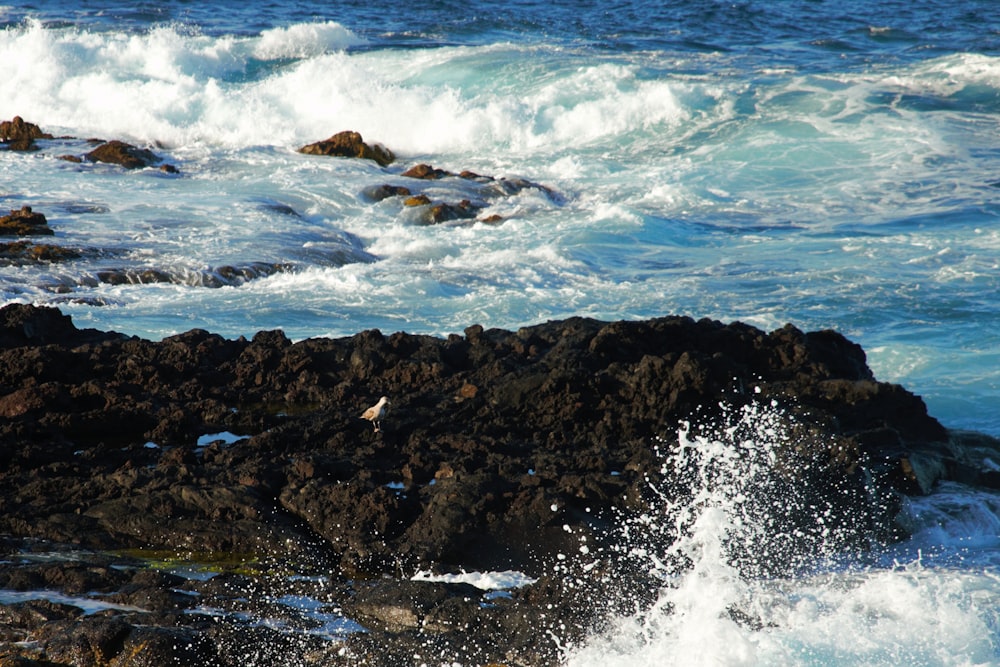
6,17,998,165
253,21,366,59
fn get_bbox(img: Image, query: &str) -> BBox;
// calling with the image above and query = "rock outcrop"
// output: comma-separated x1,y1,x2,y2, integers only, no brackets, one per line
0,304,953,563
0,116,53,151
0,240,80,262
83,140,160,169
0,207,54,236
0,304,979,666
299,130,396,167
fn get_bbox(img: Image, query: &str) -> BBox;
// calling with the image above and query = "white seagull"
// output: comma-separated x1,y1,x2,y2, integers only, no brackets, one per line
360,396,390,433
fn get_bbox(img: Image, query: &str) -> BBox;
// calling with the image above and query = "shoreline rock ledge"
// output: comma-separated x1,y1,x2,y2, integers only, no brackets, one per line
0,303,988,666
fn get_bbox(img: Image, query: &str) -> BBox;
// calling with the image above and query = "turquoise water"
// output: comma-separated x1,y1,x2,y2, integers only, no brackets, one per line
2,3,1000,663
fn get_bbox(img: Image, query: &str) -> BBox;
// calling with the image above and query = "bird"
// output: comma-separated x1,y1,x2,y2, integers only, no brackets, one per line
361,396,390,433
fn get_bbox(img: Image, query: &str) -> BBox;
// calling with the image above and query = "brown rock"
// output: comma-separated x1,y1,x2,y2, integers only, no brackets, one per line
0,117,52,141
298,130,395,166
401,163,452,180
0,241,80,262
0,116,53,151
84,140,159,169
419,200,481,225
0,207,53,236
458,170,492,181
403,194,431,207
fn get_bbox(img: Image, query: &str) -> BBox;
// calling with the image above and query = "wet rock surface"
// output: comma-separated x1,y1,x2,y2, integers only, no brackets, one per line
0,241,81,263
0,207,54,237
389,162,556,226
0,303,986,665
82,140,161,170
0,117,174,173
299,130,396,167
0,116,53,152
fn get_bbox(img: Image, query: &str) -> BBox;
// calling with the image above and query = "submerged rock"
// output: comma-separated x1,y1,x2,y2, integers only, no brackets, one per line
298,130,395,167
403,194,432,207
411,199,482,225
400,193,483,224
392,163,559,227
92,261,293,288
361,183,412,201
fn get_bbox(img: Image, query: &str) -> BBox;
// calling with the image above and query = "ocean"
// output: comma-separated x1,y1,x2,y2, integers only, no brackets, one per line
2,1,1000,664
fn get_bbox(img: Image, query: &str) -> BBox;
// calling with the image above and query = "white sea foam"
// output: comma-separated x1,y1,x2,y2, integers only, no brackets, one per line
568,567,1000,667
196,431,248,446
411,569,537,590
252,21,365,60
564,402,1000,666
2,20,995,164
0,589,148,615
0,22,688,154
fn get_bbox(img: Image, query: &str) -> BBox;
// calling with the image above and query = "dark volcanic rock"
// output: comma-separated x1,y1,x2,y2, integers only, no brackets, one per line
84,140,159,169
0,303,120,349
0,207,54,237
0,305,949,561
298,130,395,167
0,304,970,666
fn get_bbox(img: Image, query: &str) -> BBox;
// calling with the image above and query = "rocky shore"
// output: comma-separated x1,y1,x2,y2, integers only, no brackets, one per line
1,117,559,304
1,303,995,666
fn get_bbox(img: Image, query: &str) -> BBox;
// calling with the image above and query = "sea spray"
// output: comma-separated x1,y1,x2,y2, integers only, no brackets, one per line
596,398,877,585
563,399,1000,666
545,400,840,659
